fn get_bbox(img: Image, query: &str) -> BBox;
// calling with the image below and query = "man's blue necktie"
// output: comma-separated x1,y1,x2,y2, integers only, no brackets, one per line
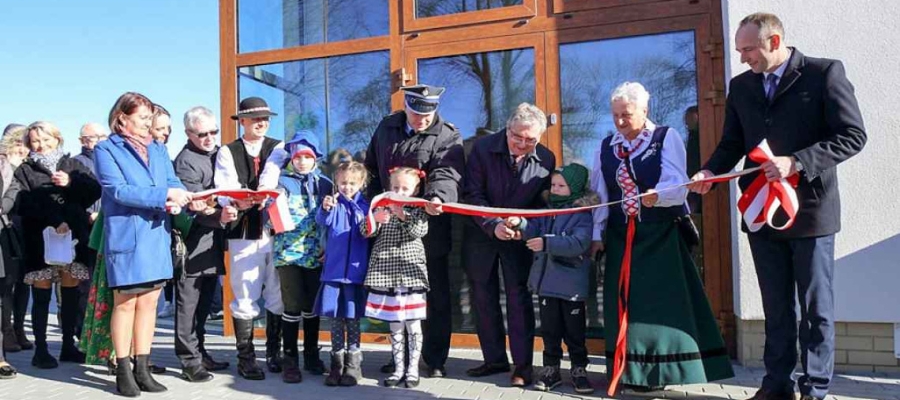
766,74,778,102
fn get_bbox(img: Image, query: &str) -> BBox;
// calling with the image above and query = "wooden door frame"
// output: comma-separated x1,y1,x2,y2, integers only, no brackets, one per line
218,0,734,357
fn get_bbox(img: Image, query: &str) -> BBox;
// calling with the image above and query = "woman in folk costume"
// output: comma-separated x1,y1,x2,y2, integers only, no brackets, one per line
591,82,733,395
363,167,430,389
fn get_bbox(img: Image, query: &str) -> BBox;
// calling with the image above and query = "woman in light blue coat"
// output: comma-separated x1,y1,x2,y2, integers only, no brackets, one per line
94,92,192,397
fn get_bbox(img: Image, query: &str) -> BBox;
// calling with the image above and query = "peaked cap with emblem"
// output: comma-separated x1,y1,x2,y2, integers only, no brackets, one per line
402,84,445,115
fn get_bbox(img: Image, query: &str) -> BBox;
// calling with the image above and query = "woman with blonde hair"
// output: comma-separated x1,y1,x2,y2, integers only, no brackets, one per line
1,121,101,369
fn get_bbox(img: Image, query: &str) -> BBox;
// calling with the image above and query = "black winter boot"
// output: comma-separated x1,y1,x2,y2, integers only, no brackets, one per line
264,311,282,373
234,318,264,380
302,315,325,374
13,281,33,350
339,349,363,387
281,315,301,383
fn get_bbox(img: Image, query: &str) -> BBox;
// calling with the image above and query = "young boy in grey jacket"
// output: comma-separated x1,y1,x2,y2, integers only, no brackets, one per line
506,163,596,394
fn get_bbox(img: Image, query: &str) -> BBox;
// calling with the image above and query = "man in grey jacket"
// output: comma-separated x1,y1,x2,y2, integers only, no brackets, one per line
173,106,237,382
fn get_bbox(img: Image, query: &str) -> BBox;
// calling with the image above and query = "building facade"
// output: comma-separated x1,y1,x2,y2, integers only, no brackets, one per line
218,0,900,370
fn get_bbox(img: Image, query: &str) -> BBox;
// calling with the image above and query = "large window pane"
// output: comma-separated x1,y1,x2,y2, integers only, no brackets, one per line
417,47,535,333
558,31,699,336
416,0,524,18
238,50,390,160
418,48,535,139
239,0,389,53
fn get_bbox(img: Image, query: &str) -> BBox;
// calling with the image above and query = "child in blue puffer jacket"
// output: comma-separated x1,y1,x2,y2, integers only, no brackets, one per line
314,161,370,387
505,163,597,395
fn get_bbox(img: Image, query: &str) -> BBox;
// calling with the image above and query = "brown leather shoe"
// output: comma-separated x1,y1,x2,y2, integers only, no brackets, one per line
510,365,533,387
747,388,796,400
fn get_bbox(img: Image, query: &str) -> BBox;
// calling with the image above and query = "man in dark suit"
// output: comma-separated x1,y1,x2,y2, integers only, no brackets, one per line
689,13,866,400
462,103,555,387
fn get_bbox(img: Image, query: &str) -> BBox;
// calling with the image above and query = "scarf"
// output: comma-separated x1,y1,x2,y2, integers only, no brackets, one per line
117,131,152,163
80,146,94,160
29,149,65,173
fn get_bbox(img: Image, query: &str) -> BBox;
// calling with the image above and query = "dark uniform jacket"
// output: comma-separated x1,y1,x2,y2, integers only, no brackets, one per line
174,141,226,276
703,48,867,239
4,156,100,272
365,111,465,257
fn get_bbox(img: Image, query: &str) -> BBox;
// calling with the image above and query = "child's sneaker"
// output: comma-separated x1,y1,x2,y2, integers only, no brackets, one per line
571,366,594,394
533,365,561,391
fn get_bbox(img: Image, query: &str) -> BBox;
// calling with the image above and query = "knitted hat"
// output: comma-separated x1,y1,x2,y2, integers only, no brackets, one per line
558,163,589,198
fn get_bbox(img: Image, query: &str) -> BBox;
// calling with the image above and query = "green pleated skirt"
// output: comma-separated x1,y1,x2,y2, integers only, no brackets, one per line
603,219,734,387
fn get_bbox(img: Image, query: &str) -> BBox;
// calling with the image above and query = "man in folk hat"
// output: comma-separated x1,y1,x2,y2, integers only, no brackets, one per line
214,96,287,380
364,84,465,378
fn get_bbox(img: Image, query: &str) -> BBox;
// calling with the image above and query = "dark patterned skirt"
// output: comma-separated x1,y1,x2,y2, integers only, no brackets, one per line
603,219,734,387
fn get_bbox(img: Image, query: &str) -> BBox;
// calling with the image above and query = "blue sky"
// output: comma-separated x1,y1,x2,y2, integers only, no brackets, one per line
0,1,220,157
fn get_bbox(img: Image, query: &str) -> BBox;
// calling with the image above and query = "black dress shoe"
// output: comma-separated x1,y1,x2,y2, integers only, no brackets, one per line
201,354,230,371
465,362,510,377
425,366,446,378
405,377,420,388
799,396,822,400
181,365,214,382
149,363,167,374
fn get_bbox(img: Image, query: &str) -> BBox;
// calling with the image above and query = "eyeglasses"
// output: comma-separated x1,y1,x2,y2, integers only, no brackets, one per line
508,132,538,146
80,135,108,142
192,129,219,138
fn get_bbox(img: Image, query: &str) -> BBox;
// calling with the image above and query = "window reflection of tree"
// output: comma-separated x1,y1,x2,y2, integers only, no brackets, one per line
421,48,534,137
279,0,389,46
561,33,697,167
238,51,390,157
416,0,524,18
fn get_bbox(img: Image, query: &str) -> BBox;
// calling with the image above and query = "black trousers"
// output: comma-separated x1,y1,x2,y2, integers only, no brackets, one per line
174,275,218,367
422,252,451,368
748,234,835,399
463,229,535,367
277,266,321,315
539,296,588,367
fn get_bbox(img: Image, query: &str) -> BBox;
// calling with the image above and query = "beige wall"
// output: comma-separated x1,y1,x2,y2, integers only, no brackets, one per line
721,1,900,324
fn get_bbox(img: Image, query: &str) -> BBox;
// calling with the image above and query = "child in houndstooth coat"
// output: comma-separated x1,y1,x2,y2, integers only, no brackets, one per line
363,167,429,388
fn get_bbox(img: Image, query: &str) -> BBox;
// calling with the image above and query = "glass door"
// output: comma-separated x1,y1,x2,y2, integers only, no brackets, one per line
403,34,545,335
545,15,717,338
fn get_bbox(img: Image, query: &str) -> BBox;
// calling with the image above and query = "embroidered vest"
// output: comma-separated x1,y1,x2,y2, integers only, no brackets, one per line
225,137,281,240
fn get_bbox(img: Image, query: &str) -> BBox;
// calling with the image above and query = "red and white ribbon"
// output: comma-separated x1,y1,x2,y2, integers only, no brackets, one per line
736,140,800,232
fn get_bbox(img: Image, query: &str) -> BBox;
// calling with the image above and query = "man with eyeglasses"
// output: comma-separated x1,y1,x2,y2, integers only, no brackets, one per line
462,103,555,387
173,106,232,382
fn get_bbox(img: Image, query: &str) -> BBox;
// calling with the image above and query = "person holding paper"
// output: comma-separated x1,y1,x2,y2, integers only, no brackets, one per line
2,121,100,370
94,92,192,396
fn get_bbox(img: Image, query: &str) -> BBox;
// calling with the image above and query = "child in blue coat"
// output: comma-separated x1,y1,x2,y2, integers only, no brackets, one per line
314,161,370,387
506,163,596,394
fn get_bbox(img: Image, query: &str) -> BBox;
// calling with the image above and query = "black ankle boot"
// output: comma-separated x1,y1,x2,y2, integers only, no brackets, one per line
133,354,167,392
265,311,282,373
30,287,57,369
115,357,140,397
59,286,85,363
